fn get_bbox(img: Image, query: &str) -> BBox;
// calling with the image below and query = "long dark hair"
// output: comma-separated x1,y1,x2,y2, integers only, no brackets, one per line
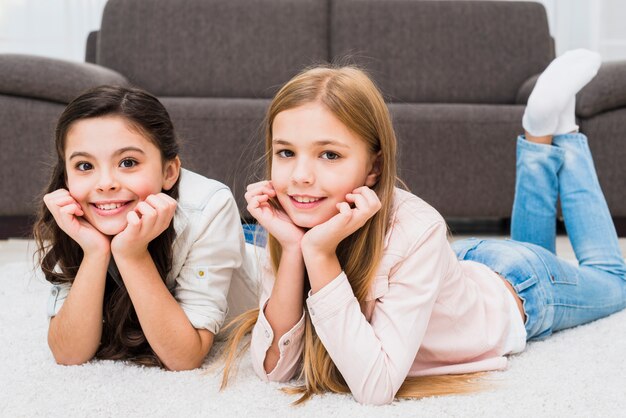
33,85,180,367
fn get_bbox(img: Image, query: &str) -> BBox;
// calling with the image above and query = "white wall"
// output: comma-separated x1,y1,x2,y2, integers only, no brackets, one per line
532,0,626,61
0,0,107,62
0,0,625,63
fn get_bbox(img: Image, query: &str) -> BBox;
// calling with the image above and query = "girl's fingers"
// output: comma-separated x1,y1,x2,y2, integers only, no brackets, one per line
247,194,271,214
246,187,275,200
350,187,382,212
145,194,167,211
350,193,369,210
246,180,270,191
142,194,175,233
45,190,82,214
134,201,156,232
245,185,276,204
51,195,76,207
44,188,70,202
55,199,84,216
352,186,378,202
59,203,81,217
45,190,79,221
337,201,352,216
345,193,371,223
126,210,141,228
135,201,156,217
145,193,177,218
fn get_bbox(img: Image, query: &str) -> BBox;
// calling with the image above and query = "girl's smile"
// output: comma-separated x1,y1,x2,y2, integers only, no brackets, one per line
90,200,132,216
270,103,378,228
288,194,327,209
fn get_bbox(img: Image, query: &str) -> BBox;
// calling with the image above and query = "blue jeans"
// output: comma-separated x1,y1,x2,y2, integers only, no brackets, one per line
453,134,626,340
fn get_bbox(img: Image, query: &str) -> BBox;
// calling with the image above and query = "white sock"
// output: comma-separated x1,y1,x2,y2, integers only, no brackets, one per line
522,49,601,136
556,98,576,136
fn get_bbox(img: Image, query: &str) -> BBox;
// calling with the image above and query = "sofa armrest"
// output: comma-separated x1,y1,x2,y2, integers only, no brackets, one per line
515,74,539,105
85,31,99,64
0,54,129,104
577,61,626,118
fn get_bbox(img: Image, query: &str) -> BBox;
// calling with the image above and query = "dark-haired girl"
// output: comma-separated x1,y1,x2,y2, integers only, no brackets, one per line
35,86,256,370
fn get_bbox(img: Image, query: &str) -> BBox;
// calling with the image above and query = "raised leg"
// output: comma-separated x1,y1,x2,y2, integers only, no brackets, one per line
512,49,603,255
554,134,626,275
510,135,563,253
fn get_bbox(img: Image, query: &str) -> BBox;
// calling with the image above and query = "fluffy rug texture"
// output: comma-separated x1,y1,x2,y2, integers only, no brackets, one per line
1,243,625,418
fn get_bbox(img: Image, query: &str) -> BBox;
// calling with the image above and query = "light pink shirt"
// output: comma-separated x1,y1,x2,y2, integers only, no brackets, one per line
249,188,524,405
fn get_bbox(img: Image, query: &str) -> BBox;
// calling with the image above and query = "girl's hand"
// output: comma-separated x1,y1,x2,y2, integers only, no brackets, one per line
43,189,110,255
301,186,381,257
110,193,177,258
245,181,305,249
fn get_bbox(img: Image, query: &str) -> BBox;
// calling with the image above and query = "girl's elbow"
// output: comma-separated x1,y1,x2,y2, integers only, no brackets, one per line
51,351,93,366
162,356,202,371
353,391,395,406
163,352,207,371
48,339,95,366
351,378,397,405
164,333,214,371
166,362,200,372
266,372,293,383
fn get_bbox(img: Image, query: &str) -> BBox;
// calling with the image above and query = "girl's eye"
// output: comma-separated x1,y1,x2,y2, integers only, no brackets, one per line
276,149,294,158
76,162,93,171
120,159,137,168
321,151,340,160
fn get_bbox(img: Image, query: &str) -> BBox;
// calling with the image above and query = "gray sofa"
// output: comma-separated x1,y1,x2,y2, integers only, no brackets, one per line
1,0,626,238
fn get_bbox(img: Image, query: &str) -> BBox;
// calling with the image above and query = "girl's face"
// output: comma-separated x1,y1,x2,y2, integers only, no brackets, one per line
271,103,379,228
64,115,180,236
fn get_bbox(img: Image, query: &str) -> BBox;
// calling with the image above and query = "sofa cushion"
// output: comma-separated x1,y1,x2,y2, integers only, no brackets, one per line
0,95,64,215
98,0,328,98
160,97,269,212
578,108,626,216
389,102,524,216
331,0,554,104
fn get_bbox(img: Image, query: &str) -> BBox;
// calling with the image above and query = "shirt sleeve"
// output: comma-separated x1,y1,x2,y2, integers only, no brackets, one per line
174,189,244,334
305,221,450,405
47,282,71,317
249,250,306,382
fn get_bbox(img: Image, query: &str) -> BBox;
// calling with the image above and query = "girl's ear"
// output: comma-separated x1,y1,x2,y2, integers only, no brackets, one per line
365,151,382,187
162,156,181,191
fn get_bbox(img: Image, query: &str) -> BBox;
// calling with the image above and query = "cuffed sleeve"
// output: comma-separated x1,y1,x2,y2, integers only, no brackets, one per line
250,297,306,382
249,252,306,382
306,221,450,405
47,283,71,317
174,188,243,334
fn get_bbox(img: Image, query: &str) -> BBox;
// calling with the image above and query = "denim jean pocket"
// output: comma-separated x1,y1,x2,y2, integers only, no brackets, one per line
516,241,578,285
452,238,485,260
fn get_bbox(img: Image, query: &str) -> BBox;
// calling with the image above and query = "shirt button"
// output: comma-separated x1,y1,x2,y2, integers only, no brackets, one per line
51,288,58,296
283,339,290,346
309,308,315,316
264,330,270,338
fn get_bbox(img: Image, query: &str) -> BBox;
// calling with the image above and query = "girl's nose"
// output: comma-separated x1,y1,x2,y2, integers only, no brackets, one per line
291,158,314,185
96,170,120,192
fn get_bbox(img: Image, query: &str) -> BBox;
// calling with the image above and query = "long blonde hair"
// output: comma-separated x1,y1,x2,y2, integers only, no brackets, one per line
221,65,483,402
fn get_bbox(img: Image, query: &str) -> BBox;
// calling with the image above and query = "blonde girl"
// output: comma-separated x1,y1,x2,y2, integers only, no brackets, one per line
223,50,626,404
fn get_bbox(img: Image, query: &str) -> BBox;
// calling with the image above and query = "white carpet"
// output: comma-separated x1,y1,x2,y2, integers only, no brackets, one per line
1,243,625,418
